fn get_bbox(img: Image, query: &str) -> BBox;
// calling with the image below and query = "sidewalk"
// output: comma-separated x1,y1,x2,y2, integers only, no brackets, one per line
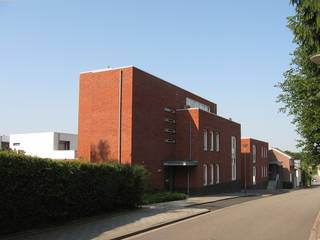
2,192,269,240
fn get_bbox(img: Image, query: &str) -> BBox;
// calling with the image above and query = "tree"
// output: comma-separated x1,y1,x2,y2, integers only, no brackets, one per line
277,0,320,167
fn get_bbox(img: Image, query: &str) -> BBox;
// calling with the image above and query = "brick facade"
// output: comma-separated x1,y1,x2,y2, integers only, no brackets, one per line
78,66,241,193
241,138,269,189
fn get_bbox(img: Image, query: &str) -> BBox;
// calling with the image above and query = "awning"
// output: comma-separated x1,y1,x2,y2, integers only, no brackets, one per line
268,160,282,166
163,160,198,167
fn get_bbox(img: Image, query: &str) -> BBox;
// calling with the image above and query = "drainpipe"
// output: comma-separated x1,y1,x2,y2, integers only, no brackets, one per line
187,120,192,195
189,120,192,161
118,70,123,164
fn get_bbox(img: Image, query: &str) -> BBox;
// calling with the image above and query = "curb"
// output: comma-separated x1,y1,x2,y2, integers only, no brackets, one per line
186,194,259,208
309,210,320,240
113,209,210,240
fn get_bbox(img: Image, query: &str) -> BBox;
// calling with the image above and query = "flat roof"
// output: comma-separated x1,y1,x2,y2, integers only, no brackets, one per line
80,65,134,74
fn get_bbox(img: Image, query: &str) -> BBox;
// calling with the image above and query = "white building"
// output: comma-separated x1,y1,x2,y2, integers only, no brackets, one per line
10,132,77,160
0,135,10,150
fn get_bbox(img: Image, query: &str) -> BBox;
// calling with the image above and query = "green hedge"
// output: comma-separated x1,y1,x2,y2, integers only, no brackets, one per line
0,151,149,234
143,191,187,205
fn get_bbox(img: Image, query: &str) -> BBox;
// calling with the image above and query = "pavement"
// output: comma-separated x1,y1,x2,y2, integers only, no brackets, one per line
127,187,320,240
0,191,269,240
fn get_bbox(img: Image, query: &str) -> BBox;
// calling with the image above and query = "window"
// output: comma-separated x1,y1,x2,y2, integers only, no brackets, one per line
216,164,220,184
164,128,176,133
261,166,263,177
13,143,20,146
164,139,176,144
215,132,220,152
289,173,292,183
210,131,214,151
210,164,214,185
203,164,208,186
252,144,256,163
164,107,175,114
203,130,208,151
266,166,268,177
59,141,70,150
164,118,176,124
253,166,256,185
186,97,210,112
231,136,237,181
261,147,263,158
265,148,268,158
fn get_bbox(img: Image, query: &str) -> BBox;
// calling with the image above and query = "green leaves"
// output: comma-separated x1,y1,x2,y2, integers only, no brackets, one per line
0,151,150,234
277,0,320,165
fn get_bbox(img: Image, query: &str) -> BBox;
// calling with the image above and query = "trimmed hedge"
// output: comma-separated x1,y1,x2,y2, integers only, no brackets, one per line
142,191,187,205
0,151,149,234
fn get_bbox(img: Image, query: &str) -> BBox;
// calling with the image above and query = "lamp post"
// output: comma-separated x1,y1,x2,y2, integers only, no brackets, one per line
310,53,320,65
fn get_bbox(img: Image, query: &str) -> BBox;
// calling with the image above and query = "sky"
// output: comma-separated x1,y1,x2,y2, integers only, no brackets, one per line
0,1,299,151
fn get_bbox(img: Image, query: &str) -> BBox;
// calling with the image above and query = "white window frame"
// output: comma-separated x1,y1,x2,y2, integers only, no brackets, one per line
215,132,220,152
289,172,292,183
210,164,214,185
210,131,214,151
253,144,256,163
253,166,256,185
203,130,208,151
231,136,237,181
203,164,208,186
216,164,220,184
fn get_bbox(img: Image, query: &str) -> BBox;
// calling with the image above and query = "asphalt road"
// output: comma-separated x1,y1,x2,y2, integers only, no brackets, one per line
127,187,320,240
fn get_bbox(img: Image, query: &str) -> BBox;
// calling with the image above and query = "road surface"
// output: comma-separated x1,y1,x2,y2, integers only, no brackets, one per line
127,187,320,240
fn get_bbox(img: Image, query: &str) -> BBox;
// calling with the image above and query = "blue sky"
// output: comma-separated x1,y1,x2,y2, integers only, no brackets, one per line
0,1,298,151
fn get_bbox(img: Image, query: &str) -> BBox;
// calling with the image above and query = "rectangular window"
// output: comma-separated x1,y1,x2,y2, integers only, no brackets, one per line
13,143,20,146
216,164,220,184
261,147,263,158
59,141,70,150
164,107,175,114
253,166,256,185
203,164,208,186
231,136,237,180
215,133,220,152
252,144,256,163
164,118,176,124
210,131,214,151
186,97,210,112
203,130,208,151
210,164,214,185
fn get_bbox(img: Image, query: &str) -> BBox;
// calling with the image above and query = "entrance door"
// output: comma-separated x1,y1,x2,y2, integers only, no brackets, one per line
164,167,175,192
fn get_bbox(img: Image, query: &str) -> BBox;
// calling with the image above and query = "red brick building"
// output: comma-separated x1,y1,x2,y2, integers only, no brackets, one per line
241,138,269,189
78,66,241,194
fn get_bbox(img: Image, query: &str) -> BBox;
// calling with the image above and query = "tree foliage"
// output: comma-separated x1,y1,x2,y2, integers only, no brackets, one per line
277,0,320,165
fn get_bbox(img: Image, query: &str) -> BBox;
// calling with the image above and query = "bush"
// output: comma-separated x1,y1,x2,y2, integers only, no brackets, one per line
0,151,149,234
142,191,187,205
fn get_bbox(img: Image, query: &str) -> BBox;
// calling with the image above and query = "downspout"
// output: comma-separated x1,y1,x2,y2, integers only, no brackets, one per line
118,70,123,164
187,120,192,195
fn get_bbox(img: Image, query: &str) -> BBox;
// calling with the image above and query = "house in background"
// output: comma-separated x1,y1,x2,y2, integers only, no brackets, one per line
10,132,77,160
241,138,269,189
0,135,10,150
78,66,241,194
268,148,301,188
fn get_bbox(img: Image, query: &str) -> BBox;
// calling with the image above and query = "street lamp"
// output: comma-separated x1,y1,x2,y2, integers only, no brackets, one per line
310,53,320,65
